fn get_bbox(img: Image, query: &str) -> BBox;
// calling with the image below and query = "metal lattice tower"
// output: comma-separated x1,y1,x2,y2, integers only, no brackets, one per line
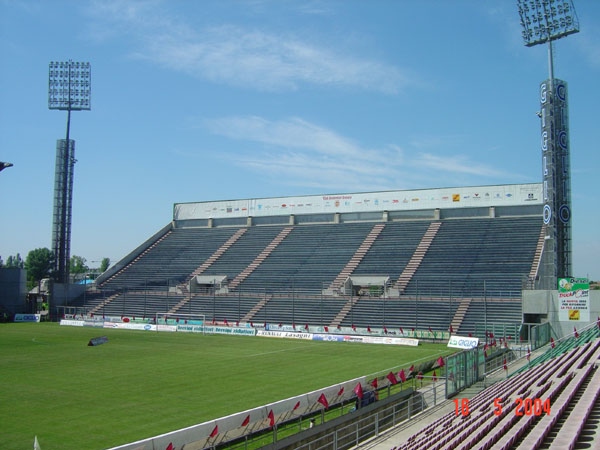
516,0,580,288
48,60,91,284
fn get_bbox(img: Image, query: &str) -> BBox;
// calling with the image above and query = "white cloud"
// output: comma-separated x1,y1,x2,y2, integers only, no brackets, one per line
201,115,515,191
85,0,411,93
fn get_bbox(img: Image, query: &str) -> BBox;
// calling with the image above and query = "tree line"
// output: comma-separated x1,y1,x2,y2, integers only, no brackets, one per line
0,249,110,289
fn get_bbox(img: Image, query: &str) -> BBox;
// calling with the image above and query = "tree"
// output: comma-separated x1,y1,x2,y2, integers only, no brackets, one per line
99,257,110,273
24,248,54,287
5,253,24,268
70,255,89,276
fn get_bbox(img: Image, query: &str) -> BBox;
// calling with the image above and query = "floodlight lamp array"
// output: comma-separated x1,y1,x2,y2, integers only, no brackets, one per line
48,60,91,110
517,0,580,47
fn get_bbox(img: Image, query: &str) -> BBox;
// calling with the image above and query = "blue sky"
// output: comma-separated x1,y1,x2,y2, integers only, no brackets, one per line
1,0,598,280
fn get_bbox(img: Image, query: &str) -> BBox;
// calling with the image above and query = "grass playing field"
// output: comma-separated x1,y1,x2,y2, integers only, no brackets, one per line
1,323,453,450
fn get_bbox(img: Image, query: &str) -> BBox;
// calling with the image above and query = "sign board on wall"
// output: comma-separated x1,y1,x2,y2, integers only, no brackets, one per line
173,183,542,221
558,277,590,322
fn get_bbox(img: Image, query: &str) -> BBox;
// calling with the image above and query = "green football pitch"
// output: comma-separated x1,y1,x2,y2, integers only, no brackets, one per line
1,323,453,450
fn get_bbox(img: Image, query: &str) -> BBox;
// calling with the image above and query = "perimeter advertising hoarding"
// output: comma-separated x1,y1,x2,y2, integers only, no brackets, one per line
14,314,41,323
447,335,479,350
558,278,590,322
174,183,542,221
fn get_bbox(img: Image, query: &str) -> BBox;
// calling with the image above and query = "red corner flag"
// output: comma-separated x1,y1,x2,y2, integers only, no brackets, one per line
337,386,344,396
166,443,174,450
399,369,407,383
371,377,378,389
210,424,218,438
293,400,301,410
386,371,398,385
268,409,275,428
317,393,329,409
354,382,363,399
241,415,250,427
437,356,445,368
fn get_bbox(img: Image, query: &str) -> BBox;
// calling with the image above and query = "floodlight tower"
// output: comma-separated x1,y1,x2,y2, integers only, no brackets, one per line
517,0,579,289
48,60,91,284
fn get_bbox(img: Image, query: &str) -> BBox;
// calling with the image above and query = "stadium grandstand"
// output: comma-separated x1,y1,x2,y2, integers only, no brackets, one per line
54,182,599,449
77,182,543,339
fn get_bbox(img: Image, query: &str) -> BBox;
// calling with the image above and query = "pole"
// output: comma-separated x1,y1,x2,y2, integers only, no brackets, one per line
484,280,487,343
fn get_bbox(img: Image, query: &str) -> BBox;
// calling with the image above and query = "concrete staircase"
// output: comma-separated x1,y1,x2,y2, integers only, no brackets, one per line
394,221,442,294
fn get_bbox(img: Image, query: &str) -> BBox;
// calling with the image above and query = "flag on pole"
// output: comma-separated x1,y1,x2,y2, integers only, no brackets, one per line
166,444,173,450
437,356,445,368
398,369,407,383
317,393,329,409
337,386,344,396
34,436,41,450
210,424,219,438
432,370,437,382
409,364,415,374
371,377,378,389
241,415,250,427
386,371,398,385
574,327,579,338
551,337,555,348
268,409,275,428
354,382,363,399
293,400,301,410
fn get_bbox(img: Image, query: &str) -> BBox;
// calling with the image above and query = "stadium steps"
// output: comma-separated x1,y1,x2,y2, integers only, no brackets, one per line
526,225,547,288
450,297,472,334
228,227,293,290
88,291,120,316
393,221,441,294
241,294,273,323
385,336,600,450
185,228,248,284
99,229,173,287
533,358,600,449
329,295,360,329
326,223,386,293
169,228,247,306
